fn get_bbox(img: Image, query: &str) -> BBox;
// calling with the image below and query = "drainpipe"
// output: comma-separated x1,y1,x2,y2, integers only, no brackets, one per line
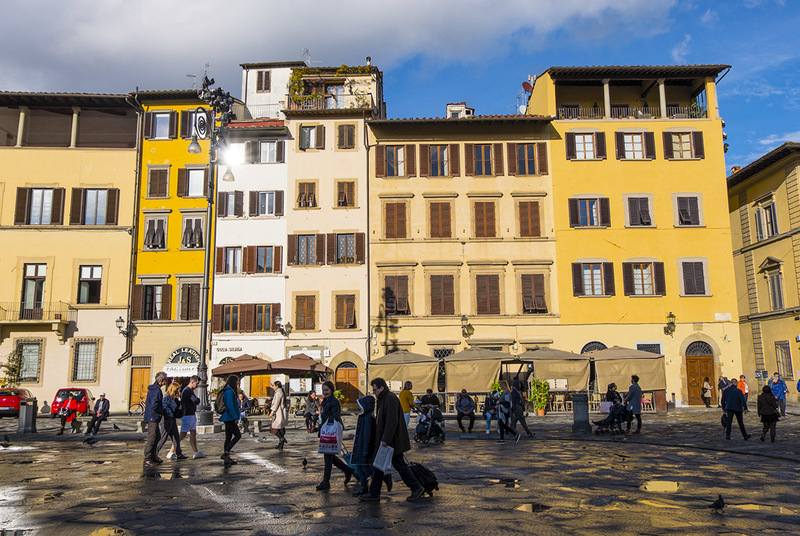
363,110,372,390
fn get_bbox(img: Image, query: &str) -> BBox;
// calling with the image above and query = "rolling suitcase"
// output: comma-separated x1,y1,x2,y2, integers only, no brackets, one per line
407,460,439,496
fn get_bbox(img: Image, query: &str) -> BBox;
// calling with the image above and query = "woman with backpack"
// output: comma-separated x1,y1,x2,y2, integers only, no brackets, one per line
316,380,354,490
163,382,186,460
218,376,241,466
270,380,289,450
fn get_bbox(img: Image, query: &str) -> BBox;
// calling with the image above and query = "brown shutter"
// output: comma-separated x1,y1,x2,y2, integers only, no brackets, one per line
14,187,30,225
405,145,416,176
476,275,488,314
70,188,84,225
315,125,325,149
398,276,409,313
249,191,259,216
143,112,153,139
347,182,355,206
316,233,325,265
50,188,65,224
270,303,281,331
160,284,172,320
622,263,634,296
692,132,705,159
335,295,345,329
442,202,451,238
212,304,223,333
688,197,700,225
245,141,258,164
662,132,674,159
489,274,500,314
396,203,407,238
536,142,548,174
308,296,317,329
327,233,336,264
275,191,284,216
131,284,143,321
682,263,695,294
168,111,178,139
375,145,386,177
242,304,255,333
654,262,666,295
493,143,504,175
521,273,533,304
532,274,546,312
287,235,296,266
217,192,227,217
518,201,529,237
273,246,283,273
599,198,611,227
180,283,190,320
602,263,615,296
530,201,540,237
430,275,443,315
475,202,486,237
189,284,200,320
449,144,460,176
615,132,625,159
242,246,253,274
572,263,584,296
442,275,454,315
506,143,518,175
385,204,396,238
234,191,244,217
644,132,656,159
337,124,346,149
565,133,576,160
595,133,607,159
106,188,120,225
486,201,496,237
276,140,285,162
419,144,430,176
430,203,440,238
215,247,224,274
355,233,365,264
177,168,187,197
568,198,579,227
180,110,190,139
464,143,474,176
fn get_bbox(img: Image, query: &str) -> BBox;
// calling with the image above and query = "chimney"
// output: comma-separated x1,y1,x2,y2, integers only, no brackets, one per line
366,56,371,67
731,166,741,174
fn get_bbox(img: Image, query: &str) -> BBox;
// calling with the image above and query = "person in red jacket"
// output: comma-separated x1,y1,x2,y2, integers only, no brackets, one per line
56,394,78,435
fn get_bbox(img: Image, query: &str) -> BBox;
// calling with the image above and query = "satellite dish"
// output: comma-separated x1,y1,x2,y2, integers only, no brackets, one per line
518,105,527,114
522,81,532,92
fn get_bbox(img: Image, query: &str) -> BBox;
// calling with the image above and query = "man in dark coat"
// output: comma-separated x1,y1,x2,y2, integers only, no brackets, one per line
85,392,110,436
360,377,424,502
142,371,168,466
722,378,752,440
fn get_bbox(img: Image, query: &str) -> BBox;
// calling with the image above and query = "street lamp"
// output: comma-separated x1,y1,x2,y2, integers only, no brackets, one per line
663,311,677,337
274,315,293,337
115,316,132,338
191,76,235,427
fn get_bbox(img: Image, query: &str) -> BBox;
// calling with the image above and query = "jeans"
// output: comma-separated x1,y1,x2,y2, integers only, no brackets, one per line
404,413,410,427
510,406,532,435
163,416,182,456
778,398,786,417
143,421,162,460
456,411,475,432
354,465,372,490
485,412,496,432
368,451,421,497
223,420,241,453
725,410,748,438
323,453,351,480
305,414,317,431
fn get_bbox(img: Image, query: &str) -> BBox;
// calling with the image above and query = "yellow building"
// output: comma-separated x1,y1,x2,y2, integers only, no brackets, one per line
528,65,741,406
728,142,800,399
0,93,137,412
126,90,211,405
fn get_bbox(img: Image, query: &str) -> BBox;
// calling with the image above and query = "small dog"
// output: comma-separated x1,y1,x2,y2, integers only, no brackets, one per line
70,420,83,434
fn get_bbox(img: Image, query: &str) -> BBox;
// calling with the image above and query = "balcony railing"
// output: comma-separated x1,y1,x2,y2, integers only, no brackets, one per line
557,105,707,120
287,93,375,112
0,301,77,323
242,103,284,120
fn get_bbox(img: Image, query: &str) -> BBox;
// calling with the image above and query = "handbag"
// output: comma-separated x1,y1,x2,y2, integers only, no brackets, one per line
318,419,343,454
372,444,394,473
58,406,68,416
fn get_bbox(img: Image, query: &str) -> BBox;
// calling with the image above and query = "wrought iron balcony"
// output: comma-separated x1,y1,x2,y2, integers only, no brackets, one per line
557,105,707,120
287,93,375,112
0,301,77,323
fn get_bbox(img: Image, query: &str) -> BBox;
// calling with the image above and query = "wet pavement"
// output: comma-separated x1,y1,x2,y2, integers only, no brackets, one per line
1,406,800,535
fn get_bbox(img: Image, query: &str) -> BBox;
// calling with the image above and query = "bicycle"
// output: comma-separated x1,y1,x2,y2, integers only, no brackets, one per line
128,396,145,416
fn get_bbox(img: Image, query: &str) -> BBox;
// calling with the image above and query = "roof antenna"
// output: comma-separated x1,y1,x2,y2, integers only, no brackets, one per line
301,48,321,67
186,74,197,89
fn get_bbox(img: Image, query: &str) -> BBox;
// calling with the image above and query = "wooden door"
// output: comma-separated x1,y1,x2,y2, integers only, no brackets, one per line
686,356,714,405
335,367,359,404
250,374,271,397
129,368,151,406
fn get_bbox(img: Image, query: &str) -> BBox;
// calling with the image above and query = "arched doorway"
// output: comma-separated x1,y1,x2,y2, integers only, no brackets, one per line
581,341,607,392
685,341,714,406
335,362,359,404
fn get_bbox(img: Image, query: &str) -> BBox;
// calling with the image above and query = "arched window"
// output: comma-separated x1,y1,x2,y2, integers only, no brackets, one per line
336,361,357,370
686,341,713,356
581,341,607,354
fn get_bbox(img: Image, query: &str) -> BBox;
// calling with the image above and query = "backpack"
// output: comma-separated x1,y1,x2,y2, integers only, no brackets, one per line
173,399,184,419
214,388,228,415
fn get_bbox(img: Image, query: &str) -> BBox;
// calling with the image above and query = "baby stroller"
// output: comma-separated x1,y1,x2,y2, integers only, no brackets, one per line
414,406,446,443
593,402,627,435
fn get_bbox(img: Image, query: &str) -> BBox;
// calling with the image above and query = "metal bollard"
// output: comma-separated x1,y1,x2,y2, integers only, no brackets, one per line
18,398,38,433
571,393,592,435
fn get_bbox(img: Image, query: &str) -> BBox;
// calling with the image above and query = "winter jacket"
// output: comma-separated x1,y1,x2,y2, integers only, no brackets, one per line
218,386,240,422
399,389,415,414
93,398,110,419
352,395,376,466
374,387,411,454
63,398,78,422
162,395,180,418
238,396,251,416
606,390,622,404
270,388,287,430
624,383,643,414
770,378,788,400
757,391,779,417
483,394,498,416
511,388,525,410
498,390,513,422
455,395,476,415
722,384,747,412
143,382,164,423
320,395,342,425
181,387,199,416
304,395,320,416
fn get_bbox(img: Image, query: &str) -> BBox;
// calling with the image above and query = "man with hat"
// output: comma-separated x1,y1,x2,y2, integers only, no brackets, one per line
85,392,110,436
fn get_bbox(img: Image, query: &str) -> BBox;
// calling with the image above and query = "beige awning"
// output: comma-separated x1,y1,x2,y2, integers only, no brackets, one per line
444,348,516,393
368,350,439,392
518,347,590,390
588,346,666,391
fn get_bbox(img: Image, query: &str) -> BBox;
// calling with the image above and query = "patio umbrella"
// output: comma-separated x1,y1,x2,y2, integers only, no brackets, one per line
268,353,332,374
211,354,271,376
444,348,515,392
369,350,439,392
518,347,590,390
587,346,666,390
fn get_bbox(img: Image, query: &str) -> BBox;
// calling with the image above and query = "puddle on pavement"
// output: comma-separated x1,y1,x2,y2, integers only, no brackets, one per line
730,503,797,515
640,480,680,492
516,503,551,513
22,477,51,483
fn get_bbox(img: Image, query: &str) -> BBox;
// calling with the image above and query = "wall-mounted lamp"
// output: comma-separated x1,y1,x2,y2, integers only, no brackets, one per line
663,311,676,337
274,315,293,337
115,316,133,338
461,315,475,338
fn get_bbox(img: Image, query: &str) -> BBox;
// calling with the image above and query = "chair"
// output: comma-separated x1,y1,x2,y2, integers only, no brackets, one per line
642,394,654,412
589,393,601,412
552,394,566,412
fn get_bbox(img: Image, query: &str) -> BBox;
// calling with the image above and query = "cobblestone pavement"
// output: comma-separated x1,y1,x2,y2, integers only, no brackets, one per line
1,407,799,535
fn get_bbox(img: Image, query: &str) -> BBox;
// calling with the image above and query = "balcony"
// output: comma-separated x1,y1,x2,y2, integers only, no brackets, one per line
243,103,283,120
557,105,707,120
287,93,375,112
0,301,77,342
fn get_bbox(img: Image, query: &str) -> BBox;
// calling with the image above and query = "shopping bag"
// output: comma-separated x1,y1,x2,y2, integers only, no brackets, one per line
318,419,342,454
372,444,394,473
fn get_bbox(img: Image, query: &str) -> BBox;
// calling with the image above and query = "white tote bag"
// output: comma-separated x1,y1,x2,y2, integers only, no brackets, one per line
372,444,394,473
318,419,343,455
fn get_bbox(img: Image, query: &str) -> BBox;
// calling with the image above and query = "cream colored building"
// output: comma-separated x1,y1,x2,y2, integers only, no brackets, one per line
0,93,137,412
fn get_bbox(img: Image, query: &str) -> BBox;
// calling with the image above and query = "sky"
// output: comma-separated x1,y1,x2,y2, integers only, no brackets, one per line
2,0,798,169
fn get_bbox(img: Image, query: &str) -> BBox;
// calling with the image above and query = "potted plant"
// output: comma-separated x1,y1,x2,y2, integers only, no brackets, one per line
528,378,549,416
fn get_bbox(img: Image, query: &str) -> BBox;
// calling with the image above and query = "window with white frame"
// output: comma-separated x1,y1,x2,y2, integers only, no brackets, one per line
623,133,645,159
300,126,316,150
224,247,242,274
152,112,172,139
582,263,604,295
187,169,205,197
671,133,693,159
18,340,43,382
181,216,204,249
296,235,316,265
28,188,54,225
755,199,779,241
226,142,246,165
257,192,276,216
260,141,277,163
83,189,108,225
430,145,449,176
72,340,99,382
387,146,405,177
575,133,595,159
142,285,164,320
77,265,102,304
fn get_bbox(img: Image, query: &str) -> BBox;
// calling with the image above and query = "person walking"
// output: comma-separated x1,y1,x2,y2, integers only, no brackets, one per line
509,381,534,438
350,394,393,497
359,377,424,502
701,377,713,408
237,391,251,434
455,389,476,433
722,375,751,440
717,376,730,408
143,371,168,465
175,376,205,459
219,376,242,466
316,381,354,490
399,381,414,427
304,391,320,433
769,372,789,417
84,392,110,436
757,385,780,443
163,382,186,461
270,381,288,450
56,393,78,435
624,375,643,434
738,375,750,412
483,391,498,435
496,381,520,444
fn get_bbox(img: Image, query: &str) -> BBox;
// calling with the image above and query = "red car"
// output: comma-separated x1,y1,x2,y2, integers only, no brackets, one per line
0,388,34,417
50,388,94,418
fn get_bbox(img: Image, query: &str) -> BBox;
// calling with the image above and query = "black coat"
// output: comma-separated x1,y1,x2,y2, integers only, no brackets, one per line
375,388,411,454
352,396,376,465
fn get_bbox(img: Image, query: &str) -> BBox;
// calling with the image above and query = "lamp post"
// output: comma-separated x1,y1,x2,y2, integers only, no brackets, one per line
191,76,235,427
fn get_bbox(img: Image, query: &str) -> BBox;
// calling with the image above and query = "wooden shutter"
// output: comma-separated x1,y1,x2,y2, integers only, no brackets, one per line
602,263,615,296
519,201,540,237
177,168,188,197
326,233,336,265
464,143,474,176
476,274,500,314
275,191,284,216
355,233,365,264
335,295,346,328
270,303,281,331
315,125,325,149
654,262,666,295
385,204,396,238
308,296,317,330
599,198,611,227
215,247,224,274
521,274,533,312
180,110,190,139
212,304,223,333
430,202,451,238
688,197,700,225
493,143,504,175
131,284,143,321
143,112,153,140
692,132,705,159
686,262,705,294
568,198,579,227
396,203,407,238
622,263,634,296
430,275,443,315
70,188,84,225
188,284,201,320
217,192,227,217
245,141,258,164
644,132,656,159
180,283,190,320
14,187,29,225
337,124,346,149
532,274,546,312
476,275,488,314
286,235,296,266
662,132,674,159
375,145,386,177
276,140,285,162
249,191,259,216
398,276,409,313
595,133,607,159
50,188,65,224
628,197,640,225
168,111,178,139
234,191,244,217
475,202,486,237
242,304,255,333
273,246,283,273
419,144,430,176
160,284,172,320
244,246,255,274
449,144,460,176
572,263,584,296
536,143,548,174
315,233,326,265
565,133,576,160
506,143,518,175
442,275,454,315
615,132,625,159
488,274,500,314
106,188,120,225
405,145,416,176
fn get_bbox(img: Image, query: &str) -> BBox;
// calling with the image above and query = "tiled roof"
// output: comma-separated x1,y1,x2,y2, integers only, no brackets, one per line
228,119,285,128
368,114,552,124
544,64,731,80
0,91,131,108
133,89,203,101
239,60,307,69
727,142,800,188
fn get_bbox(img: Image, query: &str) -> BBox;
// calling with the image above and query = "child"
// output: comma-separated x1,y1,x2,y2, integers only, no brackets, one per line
350,395,392,496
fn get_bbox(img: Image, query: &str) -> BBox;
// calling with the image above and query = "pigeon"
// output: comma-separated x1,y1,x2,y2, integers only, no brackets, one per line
113,424,121,430
302,458,308,469
257,436,269,443
709,494,725,511
3,434,9,443
83,436,98,446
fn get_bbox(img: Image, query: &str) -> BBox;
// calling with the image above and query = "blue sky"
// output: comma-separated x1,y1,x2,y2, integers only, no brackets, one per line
1,0,797,169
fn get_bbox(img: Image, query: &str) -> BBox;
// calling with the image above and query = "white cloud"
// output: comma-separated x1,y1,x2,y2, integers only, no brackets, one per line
700,8,719,27
671,34,691,63
757,130,800,146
